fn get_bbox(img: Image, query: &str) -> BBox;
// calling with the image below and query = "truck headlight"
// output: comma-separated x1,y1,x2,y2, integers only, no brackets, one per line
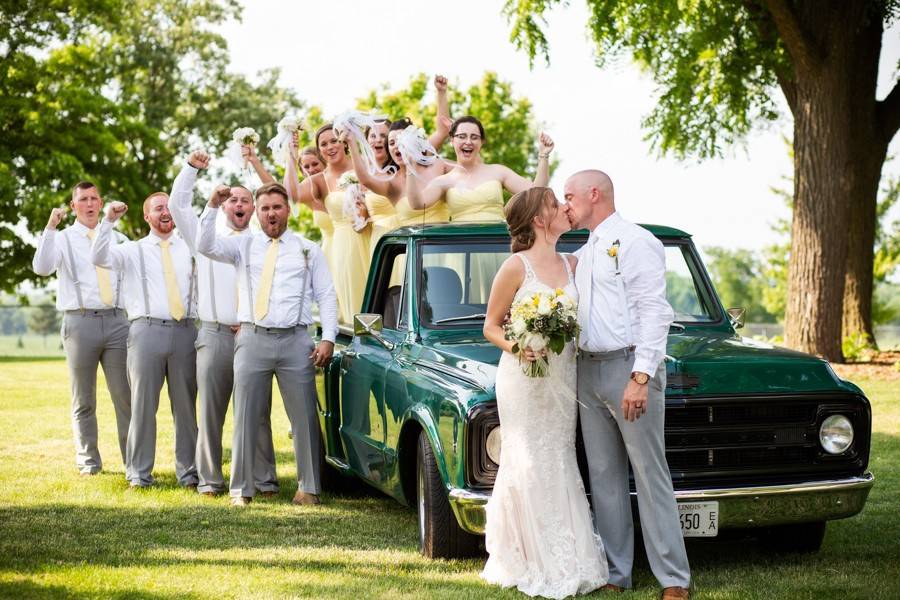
819,414,854,454
485,426,501,464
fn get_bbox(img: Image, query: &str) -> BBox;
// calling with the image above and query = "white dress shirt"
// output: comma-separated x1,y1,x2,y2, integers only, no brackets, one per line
575,211,674,376
92,220,197,321
197,206,339,343
168,164,246,325
32,220,127,311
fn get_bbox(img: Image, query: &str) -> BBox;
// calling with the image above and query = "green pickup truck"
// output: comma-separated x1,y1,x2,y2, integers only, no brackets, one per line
313,223,873,559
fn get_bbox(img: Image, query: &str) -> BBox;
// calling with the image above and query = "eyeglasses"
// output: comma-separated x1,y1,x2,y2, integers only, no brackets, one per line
453,133,482,142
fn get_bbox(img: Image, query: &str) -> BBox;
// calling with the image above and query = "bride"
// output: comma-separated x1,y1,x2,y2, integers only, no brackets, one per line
481,187,608,598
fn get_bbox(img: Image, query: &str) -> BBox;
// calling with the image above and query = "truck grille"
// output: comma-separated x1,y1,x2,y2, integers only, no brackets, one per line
661,394,870,489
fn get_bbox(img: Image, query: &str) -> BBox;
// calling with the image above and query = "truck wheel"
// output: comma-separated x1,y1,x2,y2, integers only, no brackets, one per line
416,431,481,558
762,521,826,553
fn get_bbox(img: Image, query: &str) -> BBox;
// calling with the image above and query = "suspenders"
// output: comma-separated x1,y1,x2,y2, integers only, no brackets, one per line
243,235,310,326
63,231,85,311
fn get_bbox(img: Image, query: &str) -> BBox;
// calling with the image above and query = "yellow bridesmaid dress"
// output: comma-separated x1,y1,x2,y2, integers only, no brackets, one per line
395,196,450,226
365,192,399,256
444,180,507,303
324,186,372,325
312,209,335,275
445,180,505,223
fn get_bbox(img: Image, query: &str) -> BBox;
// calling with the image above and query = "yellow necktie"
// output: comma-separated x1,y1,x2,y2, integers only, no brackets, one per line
254,238,280,321
87,230,114,306
160,239,185,320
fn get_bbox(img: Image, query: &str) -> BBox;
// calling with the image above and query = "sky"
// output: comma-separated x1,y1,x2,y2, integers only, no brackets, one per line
217,0,900,253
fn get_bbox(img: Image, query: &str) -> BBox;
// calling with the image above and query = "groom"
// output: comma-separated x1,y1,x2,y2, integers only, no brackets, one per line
564,170,691,599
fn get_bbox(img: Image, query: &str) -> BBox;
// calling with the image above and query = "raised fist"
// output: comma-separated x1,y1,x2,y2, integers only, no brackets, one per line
434,74,448,94
189,150,210,170
291,131,300,153
240,144,257,161
538,132,554,157
106,201,127,222
208,184,231,208
46,206,68,230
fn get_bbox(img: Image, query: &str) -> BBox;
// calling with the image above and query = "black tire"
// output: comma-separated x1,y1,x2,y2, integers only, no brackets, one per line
416,431,481,558
761,521,827,553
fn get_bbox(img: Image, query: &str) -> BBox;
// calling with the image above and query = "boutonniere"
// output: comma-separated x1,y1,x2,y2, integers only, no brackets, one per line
607,239,620,272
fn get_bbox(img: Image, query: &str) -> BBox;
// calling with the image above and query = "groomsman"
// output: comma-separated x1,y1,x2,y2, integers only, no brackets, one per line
32,182,131,475
92,192,199,489
198,182,338,506
168,151,279,497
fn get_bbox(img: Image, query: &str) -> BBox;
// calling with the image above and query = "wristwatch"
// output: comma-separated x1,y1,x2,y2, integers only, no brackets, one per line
630,371,650,385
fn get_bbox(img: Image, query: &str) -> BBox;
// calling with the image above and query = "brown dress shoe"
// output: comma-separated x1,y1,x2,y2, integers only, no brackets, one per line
200,491,219,498
600,583,625,593
661,586,690,600
292,491,320,505
257,490,278,498
230,496,252,507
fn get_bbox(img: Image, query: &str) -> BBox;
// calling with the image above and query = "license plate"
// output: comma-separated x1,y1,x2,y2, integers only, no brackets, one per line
678,501,718,537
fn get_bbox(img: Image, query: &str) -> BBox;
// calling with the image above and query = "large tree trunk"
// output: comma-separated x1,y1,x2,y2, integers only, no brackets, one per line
776,1,885,362
842,148,887,348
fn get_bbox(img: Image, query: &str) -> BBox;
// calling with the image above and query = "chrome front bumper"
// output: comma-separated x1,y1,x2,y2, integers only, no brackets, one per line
448,473,874,535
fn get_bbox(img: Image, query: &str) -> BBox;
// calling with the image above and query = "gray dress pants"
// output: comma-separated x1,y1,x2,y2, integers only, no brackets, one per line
61,309,131,474
194,322,278,494
577,350,690,589
230,324,321,498
125,318,199,487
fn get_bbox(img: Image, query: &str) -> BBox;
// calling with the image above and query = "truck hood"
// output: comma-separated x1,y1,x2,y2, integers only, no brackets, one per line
665,331,848,395
418,330,851,397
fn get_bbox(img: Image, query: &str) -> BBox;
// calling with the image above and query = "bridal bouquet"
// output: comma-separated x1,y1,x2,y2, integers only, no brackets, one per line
226,126,260,171
337,171,368,232
266,115,302,168
504,288,579,377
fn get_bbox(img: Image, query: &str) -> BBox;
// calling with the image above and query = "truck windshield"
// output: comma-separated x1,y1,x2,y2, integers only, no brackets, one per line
418,238,720,328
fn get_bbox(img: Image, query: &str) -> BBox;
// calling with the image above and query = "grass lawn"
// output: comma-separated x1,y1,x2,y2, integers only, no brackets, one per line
0,360,897,599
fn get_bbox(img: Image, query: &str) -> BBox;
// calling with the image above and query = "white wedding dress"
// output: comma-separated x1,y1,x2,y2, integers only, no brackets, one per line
481,253,608,599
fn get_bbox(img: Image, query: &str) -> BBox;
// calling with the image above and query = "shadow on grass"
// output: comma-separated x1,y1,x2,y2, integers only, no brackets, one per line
0,355,66,363
0,579,199,600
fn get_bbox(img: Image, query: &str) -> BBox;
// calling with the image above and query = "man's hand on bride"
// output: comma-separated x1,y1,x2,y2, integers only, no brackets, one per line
622,380,649,422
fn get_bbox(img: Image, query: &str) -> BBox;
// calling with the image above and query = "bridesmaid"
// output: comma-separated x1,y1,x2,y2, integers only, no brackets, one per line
285,124,371,325
298,146,336,276
405,116,554,221
406,117,554,301
361,75,452,248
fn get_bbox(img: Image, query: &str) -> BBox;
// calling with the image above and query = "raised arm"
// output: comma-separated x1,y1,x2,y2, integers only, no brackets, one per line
197,193,242,265
31,207,68,276
168,151,209,255
284,145,326,212
243,144,276,184
92,202,129,271
428,75,451,151
342,129,394,198
499,132,555,194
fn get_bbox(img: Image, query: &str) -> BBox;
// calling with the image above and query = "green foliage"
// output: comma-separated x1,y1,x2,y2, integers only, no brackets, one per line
873,282,900,326
357,72,548,179
705,246,778,323
842,333,875,362
1,0,304,292
874,176,900,283
27,304,60,342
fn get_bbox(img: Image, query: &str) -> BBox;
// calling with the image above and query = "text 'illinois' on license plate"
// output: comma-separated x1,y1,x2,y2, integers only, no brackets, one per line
678,501,718,537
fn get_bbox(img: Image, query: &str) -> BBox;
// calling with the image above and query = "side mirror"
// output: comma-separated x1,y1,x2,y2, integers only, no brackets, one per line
353,313,395,350
727,307,746,329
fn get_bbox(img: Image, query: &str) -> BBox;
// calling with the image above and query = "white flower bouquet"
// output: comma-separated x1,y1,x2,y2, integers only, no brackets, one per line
504,288,579,377
227,126,260,171
337,171,368,232
266,115,302,168
397,124,439,174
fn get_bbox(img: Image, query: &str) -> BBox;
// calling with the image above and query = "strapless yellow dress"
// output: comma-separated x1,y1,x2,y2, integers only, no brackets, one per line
446,180,505,222
395,196,450,226
312,209,335,274
324,191,372,324
366,192,399,256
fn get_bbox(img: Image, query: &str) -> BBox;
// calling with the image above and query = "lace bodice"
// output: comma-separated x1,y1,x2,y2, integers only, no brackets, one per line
513,252,578,304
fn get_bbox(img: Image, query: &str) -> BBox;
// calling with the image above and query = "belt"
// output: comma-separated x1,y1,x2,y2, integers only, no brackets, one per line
240,322,309,335
578,345,635,361
65,308,124,317
201,321,238,332
131,316,194,327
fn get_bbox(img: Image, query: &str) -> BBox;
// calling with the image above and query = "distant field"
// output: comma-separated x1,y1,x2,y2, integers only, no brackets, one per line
0,334,65,358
